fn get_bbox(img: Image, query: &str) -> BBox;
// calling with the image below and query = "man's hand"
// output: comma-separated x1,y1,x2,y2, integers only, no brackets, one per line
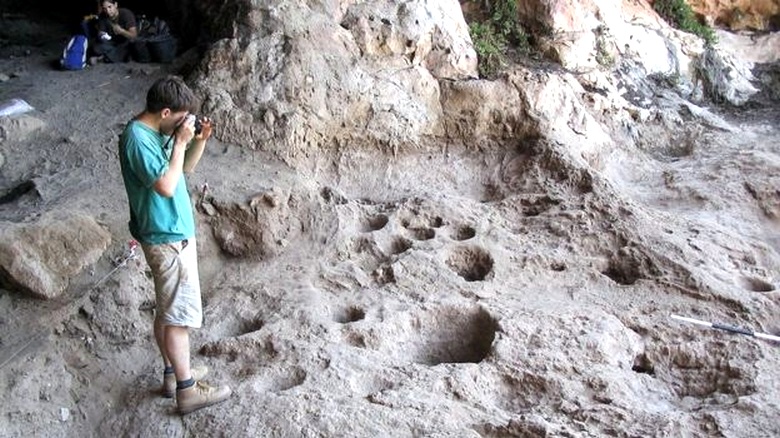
195,117,214,141
175,115,197,147
183,116,212,173
111,23,124,35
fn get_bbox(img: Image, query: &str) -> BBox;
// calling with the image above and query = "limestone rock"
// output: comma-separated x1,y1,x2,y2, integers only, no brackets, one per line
688,0,780,31
340,0,477,79
698,45,759,105
206,187,321,259
518,0,693,74
0,212,111,299
192,0,472,164
440,78,531,140
715,29,780,64
0,113,46,143
517,0,764,107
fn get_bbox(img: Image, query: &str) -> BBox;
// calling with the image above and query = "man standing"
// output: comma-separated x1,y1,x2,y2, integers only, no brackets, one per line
118,76,231,414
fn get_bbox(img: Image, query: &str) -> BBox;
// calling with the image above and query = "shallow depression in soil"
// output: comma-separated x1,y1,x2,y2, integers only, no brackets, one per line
375,306,498,365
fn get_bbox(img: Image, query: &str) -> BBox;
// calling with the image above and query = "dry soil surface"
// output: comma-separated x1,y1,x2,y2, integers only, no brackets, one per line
1,17,780,438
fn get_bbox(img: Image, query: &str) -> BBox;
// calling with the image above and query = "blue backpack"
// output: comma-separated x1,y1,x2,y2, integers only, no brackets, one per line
60,35,88,70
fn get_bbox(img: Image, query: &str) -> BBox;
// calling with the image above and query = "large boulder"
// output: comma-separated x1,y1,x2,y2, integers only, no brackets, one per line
699,45,759,105
0,112,46,144
199,186,324,259
440,66,611,163
0,212,111,299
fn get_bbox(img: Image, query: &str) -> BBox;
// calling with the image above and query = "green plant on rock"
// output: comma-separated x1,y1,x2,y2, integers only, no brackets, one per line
490,0,529,51
595,41,614,68
469,21,507,77
468,0,532,77
595,26,615,68
653,0,717,45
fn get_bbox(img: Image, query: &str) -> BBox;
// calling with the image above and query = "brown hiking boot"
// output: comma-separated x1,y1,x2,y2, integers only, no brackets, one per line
176,381,232,415
162,365,209,398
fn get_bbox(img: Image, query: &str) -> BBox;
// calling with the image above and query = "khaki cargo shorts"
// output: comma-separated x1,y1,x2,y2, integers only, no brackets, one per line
141,239,202,328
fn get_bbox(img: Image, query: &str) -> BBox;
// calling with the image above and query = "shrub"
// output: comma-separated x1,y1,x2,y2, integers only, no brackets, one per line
469,22,507,77
594,26,615,68
653,0,717,45
468,0,531,77
490,0,527,49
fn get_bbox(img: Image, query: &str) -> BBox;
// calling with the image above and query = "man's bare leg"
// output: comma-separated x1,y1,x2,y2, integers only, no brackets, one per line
154,318,172,367
165,325,192,382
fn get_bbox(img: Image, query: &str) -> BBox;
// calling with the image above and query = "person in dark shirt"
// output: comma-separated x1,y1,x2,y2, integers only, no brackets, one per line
89,0,138,64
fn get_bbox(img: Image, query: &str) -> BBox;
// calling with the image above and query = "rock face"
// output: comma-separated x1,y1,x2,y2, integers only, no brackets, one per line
699,45,759,104
341,0,477,79
0,212,111,299
189,0,759,175
191,0,476,165
688,0,780,31
515,0,698,74
512,0,760,105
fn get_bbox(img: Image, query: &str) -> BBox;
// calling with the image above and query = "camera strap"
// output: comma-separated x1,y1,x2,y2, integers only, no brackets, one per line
161,115,187,153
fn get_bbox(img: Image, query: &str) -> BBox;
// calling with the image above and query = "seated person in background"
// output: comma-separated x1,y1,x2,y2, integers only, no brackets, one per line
80,1,101,36
89,0,137,64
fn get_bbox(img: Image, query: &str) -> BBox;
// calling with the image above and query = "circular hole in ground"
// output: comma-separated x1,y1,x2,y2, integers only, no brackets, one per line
600,247,658,286
601,259,641,285
319,186,346,204
343,331,366,348
452,225,476,241
430,216,444,228
238,318,265,336
632,353,655,375
334,306,366,324
447,246,494,282
550,262,566,272
409,227,435,241
740,276,775,292
520,195,559,217
372,265,396,285
269,367,307,392
381,306,498,365
390,237,413,255
363,214,389,232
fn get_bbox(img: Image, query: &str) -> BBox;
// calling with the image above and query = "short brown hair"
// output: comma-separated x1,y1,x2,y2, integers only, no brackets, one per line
145,76,199,113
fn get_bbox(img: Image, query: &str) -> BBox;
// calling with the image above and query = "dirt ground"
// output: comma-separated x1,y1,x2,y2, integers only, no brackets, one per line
1,14,780,438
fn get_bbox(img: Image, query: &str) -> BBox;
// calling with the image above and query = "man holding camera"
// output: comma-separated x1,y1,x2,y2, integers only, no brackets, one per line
118,75,231,414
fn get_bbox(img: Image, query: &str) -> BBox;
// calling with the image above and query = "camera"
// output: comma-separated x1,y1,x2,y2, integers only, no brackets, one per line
183,114,206,135
193,117,203,135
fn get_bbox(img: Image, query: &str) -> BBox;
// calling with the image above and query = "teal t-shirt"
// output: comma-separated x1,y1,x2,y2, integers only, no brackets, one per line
119,120,195,245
